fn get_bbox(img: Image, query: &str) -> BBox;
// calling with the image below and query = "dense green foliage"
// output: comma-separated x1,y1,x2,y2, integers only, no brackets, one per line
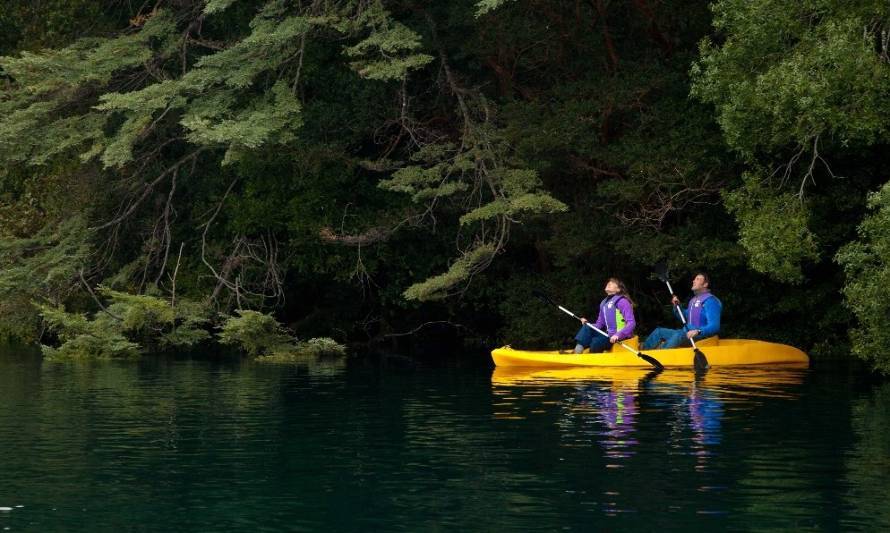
692,0,890,367
1,0,889,371
38,287,210,359
837,183,890,374
218,309,298,357
216,309,346,360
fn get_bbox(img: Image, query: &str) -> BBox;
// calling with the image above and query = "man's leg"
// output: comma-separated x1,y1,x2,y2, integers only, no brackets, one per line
660,328,691,349
642,327,677,350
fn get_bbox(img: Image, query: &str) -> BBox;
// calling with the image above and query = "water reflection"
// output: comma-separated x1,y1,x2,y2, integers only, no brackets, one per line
492,365,808,467
565,370,664,462
843,380,890,529
665,373,723,470
0,351,349,531
8,346,890,531
491,364,809,394
578,385,639,459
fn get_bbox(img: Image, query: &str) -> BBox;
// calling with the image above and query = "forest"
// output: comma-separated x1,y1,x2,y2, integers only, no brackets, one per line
1,0,888,371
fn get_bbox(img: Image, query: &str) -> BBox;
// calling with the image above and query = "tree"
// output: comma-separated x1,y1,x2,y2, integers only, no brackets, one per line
691,0,890,370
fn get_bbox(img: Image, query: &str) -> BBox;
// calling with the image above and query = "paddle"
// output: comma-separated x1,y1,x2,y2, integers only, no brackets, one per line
653,262,710,372
532,289,664,371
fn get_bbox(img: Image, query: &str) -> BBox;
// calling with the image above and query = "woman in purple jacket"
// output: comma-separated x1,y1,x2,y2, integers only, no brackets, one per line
573,278,637,354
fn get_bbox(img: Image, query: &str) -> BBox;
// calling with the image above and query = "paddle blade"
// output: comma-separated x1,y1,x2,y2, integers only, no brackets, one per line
531,289,555,307
693,348,710,372
639,367,664,385
638,351,665,371
652,260,670,283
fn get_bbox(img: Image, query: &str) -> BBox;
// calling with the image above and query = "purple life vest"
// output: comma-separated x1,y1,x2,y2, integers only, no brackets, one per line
688,292,714,329
599,295,626,335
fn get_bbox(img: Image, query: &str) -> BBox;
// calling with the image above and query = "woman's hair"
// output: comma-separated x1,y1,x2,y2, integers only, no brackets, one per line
607,277,634,306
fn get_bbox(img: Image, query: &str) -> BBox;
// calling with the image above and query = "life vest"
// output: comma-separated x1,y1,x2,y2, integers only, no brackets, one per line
688,292,714,329
599,294,628,335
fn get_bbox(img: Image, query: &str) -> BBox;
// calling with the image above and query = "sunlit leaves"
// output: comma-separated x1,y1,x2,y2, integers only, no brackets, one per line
203,0,240,15
380,130,567,300
692,0,890,157
836,182,890,374
37,288,212,359
182,81,303,163
723,174,819,283
402,243,497,301
343,5,433,80
474,0,515,18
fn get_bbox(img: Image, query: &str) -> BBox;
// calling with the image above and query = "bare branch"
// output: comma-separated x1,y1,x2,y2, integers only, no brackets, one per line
383,320,474,338
169,242,184,307
79,268,123,321
153,166,178,286
200,177,241,301
318,226,391,246
91,147,207,231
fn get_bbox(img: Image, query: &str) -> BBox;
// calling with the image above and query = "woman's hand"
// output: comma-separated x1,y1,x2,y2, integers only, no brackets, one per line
686,329,700,339
609,335,619,343
580,317,588,324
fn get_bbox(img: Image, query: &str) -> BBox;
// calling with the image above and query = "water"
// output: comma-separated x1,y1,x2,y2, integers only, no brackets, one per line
1,347,888,531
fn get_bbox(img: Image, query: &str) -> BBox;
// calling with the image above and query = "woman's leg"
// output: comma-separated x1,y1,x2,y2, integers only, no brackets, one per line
574,324,594,348
587,334,613,353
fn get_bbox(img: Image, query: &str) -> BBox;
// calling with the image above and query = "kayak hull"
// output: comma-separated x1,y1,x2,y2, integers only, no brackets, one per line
491,338,808,368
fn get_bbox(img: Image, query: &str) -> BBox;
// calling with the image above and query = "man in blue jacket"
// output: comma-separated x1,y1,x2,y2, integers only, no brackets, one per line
642,271,722,350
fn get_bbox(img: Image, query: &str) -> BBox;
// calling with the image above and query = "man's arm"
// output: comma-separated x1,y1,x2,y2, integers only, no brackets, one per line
698,298,722,337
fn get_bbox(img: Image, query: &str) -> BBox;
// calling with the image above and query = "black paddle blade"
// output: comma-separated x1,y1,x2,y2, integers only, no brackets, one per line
693,348,710,372
652,260,670,283
639,367,664,385
638,351,665,371
531,289,555,307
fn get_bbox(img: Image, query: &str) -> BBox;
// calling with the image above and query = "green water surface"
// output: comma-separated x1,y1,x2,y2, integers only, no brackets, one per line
1,347,888,531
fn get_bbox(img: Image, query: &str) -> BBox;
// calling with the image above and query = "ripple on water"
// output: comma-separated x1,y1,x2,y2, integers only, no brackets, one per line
1,352,889,531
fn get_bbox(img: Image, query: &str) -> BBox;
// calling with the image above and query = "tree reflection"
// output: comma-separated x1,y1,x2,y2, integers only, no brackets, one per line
844,381,890,529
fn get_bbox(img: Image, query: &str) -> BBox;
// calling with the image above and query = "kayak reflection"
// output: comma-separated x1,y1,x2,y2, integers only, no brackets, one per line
493,365,807,464
664,373,724,469
491,364,807,396
574,382,641,459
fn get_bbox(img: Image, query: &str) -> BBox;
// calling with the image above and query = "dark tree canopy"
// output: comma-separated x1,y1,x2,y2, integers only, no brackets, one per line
1,0,889,371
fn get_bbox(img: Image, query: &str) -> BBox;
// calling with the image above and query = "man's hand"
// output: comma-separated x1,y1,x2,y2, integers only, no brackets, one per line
671,295,681,307
580,317,588,324
609,335,619,344
686,329,700,339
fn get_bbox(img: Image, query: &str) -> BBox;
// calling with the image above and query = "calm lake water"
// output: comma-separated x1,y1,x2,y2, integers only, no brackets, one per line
1,346,888,531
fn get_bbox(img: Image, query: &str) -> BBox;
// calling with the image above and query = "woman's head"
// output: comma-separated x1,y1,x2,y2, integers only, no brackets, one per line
604,277,633,305
604,278,628,295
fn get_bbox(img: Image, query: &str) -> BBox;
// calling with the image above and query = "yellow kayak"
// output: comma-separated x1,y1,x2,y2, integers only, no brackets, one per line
491,337,808,368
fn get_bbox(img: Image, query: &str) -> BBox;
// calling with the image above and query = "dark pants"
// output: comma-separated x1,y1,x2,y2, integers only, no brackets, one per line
574,325,613,353
641,327,709,350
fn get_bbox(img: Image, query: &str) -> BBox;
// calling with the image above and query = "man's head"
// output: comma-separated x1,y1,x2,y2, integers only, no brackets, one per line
691,271,710,293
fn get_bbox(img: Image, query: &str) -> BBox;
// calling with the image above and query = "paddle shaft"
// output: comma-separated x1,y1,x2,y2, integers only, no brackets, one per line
664,282,700,350
658,277,709,370
533,289,663,370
